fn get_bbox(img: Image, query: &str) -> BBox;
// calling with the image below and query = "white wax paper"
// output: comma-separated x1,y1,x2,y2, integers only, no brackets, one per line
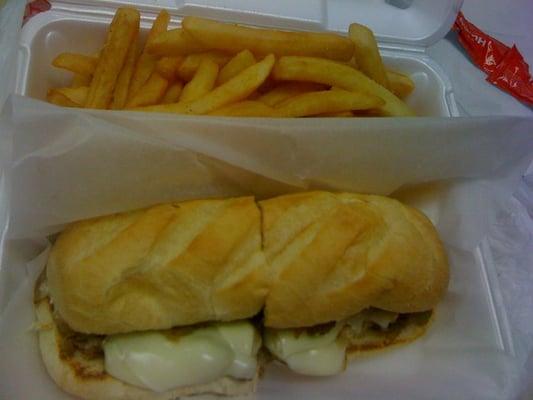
0,95,532,400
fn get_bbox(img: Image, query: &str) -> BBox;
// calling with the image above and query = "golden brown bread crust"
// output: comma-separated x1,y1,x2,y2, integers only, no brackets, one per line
47,192,448,334
35,298,258,400
260,192,449,328
47,197,269,334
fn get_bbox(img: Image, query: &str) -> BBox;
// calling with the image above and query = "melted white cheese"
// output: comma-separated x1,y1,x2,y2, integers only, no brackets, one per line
285,341,346,376
264,323,346,376
216,321,260,379
264,309,400,376
103,321,260,392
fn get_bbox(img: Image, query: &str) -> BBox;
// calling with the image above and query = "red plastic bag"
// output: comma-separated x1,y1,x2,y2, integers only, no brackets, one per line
453,12,533,106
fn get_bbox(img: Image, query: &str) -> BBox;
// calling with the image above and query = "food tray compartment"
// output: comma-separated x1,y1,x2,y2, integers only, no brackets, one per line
16,7,459,117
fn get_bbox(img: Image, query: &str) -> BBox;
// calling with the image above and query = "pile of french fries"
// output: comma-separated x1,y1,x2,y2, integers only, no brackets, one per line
47,7,416,117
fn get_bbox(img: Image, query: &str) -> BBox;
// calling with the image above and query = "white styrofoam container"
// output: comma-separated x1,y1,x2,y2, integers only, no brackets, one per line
15,0,462,117
4,2,533,400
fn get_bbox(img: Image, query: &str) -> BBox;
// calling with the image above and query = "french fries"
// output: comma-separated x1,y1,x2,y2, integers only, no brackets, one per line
147,28,206,56
162,81,184,104
273,89,383,117
52,53,98,76
47,86,89,107
177,51,230,81
386,69,415,99
179,53,275,114
126,72,168,107
47,90,80,108
179,58,219,102
217,49,256,85
48,8,418,118
348,23,390,89
258,82,327,107
58,86,89,105
72,74,92,88
272,56,415,116
156,56,184,80
85,7,140,109
182,17,354,61
128,10,170,101
134,54,275,115
111,33,139,109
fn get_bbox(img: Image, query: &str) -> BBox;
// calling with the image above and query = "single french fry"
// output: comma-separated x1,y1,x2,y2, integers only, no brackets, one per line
47,86,89,107
156,56,184,80
47,90,80,107
72,73,92,87
386,69,415,98
85,8,140,109
125,72,169,107
182,16,354,61
179,58,219,102
146,28,207,56
217,49,256,85
177,51,230,81
258,82,327,107
348,23,390,89
272,56,415,116
52,53,98,76
162,81,184,103
273,89,383,117
111,34,139,109
128,10,170,101
208,101,276,117
55,86,89,105
134,54,275,115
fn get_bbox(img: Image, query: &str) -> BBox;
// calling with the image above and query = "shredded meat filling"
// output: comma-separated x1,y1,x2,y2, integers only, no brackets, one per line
55,316,105,361
341,310,433,352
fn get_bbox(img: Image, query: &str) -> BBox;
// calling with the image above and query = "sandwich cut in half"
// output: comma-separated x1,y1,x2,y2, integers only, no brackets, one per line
34,191,449,399
35,197,267,400
259,192,448,375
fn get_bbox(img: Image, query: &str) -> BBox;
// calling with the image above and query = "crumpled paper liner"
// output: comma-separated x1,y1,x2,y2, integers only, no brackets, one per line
0,95,532,400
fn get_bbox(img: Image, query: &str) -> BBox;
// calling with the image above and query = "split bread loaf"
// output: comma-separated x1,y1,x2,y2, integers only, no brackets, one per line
46,191,449,335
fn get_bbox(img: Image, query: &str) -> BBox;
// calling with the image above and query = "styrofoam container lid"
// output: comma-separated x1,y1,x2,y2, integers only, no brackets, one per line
52,0,464,48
